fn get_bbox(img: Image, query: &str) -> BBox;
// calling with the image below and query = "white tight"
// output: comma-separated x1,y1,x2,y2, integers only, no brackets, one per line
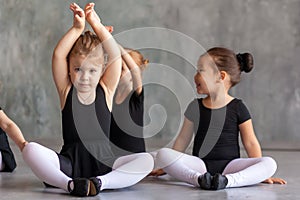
97,153,154,190
22,142,71,191
0,151,5,171
22,142,154,192
156,148,277,188
223,157,277,187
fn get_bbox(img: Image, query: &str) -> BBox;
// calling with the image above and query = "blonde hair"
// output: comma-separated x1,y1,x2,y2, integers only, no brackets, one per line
68,31,104,66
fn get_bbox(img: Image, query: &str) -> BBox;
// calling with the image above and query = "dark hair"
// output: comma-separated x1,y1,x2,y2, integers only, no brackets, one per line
207,47,254,86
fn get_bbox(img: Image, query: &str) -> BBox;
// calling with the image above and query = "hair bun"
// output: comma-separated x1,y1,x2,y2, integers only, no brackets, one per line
236,53,254,73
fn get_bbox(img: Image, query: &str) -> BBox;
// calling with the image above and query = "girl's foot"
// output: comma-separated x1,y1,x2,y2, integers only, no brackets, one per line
89,177,102,196
211,173,228,190
68,178,90,197
198,172,212,190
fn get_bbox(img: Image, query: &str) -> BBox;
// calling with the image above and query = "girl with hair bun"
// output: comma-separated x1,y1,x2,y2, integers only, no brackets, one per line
152,47,286,190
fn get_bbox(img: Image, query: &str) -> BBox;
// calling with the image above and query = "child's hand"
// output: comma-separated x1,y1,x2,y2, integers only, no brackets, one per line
148,168,166,177
70,3,85,30
84,3,101,26
262,177,287,184
105,26,114,33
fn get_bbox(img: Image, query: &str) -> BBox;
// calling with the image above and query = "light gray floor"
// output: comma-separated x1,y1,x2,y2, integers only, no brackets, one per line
0,140,299,200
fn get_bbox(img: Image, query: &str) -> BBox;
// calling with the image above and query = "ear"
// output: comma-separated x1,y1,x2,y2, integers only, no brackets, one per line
220,71,227,81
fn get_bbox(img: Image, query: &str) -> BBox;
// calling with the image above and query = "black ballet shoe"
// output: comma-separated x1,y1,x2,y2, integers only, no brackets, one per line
211,173,228,190
89,177,102,196
68,178,90,197
198,172,212,190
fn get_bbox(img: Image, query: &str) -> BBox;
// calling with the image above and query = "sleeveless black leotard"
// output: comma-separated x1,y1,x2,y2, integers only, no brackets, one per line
59,85,115,178
110,90,145,156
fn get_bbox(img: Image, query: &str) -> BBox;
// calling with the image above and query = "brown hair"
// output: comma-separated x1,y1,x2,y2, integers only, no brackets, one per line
206,47,254,87
67,31,104,65
125,48,149,71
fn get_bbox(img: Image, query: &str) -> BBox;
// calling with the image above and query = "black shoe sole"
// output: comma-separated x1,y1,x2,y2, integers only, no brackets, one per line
211,173,228,190
199,172,212,190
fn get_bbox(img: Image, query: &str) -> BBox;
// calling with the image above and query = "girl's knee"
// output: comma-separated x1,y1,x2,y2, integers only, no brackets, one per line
262,156,277,174
135,152,154,163
22,142,39,153
142,152,154,162
22,142,42,160
156,148,172,162
156,148,181,168
139,152,155,171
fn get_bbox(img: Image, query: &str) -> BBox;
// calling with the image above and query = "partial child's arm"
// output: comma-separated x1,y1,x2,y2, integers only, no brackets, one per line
0,110,27,151
240,119,287,184
239,119,262,157
120,46,143,95
150,117,194,176
172,117,194,152
52,3,85,109
85,3,121,111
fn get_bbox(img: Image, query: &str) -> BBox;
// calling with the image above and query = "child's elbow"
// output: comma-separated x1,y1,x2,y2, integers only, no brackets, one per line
52,49,61,61
1,121,12,132
244,141,262,157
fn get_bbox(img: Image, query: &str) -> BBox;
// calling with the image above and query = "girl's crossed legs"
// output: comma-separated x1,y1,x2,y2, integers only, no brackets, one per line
22,142,154,192
156,148,277,188
223,157,277,187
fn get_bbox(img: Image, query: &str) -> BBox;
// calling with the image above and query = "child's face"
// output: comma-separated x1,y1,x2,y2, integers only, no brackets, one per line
194,54,220,95
69,55,103,93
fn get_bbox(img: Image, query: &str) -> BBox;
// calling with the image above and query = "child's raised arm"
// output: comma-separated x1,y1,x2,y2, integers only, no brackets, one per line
119,46,143,95
52,3,85,109
84,3,121,110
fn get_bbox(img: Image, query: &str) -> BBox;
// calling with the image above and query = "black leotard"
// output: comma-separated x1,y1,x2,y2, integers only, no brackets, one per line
184,98,251,175
110,90,145,156
59,85,115,178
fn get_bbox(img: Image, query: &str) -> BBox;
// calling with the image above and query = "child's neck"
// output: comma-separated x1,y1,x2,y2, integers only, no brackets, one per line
203,92,233,109
77,90,96,105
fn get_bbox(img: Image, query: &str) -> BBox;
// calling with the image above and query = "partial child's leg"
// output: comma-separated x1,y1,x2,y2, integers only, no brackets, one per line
222,157,277,188
22,142,71,191
97,152,154,190
0,151,4,171
156,148,207,187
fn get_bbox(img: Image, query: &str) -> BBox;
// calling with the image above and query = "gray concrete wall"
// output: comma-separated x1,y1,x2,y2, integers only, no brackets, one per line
0,0,299,146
